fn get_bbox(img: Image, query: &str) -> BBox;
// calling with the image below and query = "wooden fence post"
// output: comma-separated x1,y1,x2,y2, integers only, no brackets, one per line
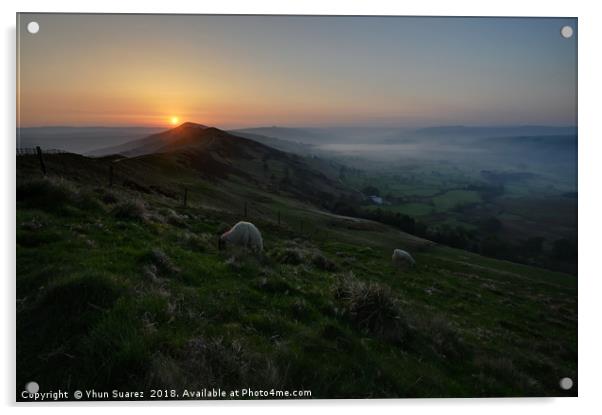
36,146,46,176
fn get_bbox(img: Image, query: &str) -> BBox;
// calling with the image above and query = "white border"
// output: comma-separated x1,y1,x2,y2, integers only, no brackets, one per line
3,0,601,414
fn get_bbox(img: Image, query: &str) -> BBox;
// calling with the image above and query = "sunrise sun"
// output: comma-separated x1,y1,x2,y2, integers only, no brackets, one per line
170,116,179,125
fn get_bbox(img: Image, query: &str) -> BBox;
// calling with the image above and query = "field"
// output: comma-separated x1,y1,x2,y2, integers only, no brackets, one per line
432,190,482,212
16,152,577,398
340,157,577,274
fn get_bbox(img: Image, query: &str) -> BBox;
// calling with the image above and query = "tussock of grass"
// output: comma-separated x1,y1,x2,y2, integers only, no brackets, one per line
472,355,540,395
273,247,305,265
145,353,186,390
332,273,470,359
112,199,148,221
17,177,75,206
17,177,101,213
271,240,336,270
142,264,161,283
163,209,188,227
17,272,123,379
332,272,407,343
311,251,336,271
256,275,294,294
290,298,308,320
179,230,213,252
20,217,44,231
147,248,179,275
178,336,287,389
81,300,151,387
408,313,469,360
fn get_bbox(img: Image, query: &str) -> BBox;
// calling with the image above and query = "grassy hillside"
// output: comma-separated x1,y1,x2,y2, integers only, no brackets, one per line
16,152,577,399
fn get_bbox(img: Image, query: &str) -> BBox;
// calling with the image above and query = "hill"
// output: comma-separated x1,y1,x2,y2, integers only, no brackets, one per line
16,131,577,398
95,123,354,208
87,122,211,157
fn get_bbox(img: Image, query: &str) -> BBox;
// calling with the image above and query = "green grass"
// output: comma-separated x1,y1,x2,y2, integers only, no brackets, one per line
16,154,577,399
432,190,482,212
367,203,434,217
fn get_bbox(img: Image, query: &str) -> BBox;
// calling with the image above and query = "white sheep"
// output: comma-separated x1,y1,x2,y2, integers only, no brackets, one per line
219,221,264,252
392,248,415,269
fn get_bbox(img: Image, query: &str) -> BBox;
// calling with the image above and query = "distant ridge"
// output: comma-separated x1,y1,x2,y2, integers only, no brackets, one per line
231,126,331,144
18,126,163,155
412,125,577,137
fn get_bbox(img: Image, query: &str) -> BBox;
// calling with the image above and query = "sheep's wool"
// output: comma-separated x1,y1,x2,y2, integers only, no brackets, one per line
392,249,415,267
221,221,264,251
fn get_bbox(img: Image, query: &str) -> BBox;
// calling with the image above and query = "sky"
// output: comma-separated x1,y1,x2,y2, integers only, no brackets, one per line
17,14,577,129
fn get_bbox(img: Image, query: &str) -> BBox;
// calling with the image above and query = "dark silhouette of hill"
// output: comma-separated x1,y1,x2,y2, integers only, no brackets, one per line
99,122,353,207
88,122,211,157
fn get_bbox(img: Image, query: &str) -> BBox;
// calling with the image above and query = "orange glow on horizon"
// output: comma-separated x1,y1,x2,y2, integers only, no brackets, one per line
170,116,180,126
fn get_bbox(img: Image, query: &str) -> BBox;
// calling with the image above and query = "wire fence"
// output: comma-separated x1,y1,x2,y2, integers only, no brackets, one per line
16,145,322,239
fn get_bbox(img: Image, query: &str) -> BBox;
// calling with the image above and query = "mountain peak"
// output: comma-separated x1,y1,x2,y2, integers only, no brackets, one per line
172,122,210,131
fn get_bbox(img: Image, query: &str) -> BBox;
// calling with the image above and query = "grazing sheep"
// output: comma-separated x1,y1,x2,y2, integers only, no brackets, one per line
392,249,415,269
219,221,263,252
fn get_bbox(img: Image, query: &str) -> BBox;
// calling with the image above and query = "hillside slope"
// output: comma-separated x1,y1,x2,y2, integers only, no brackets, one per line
88,123,353,208
16,147,576,398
